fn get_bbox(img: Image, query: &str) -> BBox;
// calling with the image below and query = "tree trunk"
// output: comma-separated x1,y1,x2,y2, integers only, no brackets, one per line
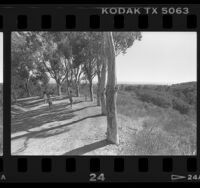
74,66,82,98
25,80,31,97
97,63,101,106
11,82,17,103
39,84,43,98
100,58,107,115
65,77,70,95
97,82,101,106
104,32,119,145
89,79,93,102
75,82,80,97
12,90,17,103
57,83,62,96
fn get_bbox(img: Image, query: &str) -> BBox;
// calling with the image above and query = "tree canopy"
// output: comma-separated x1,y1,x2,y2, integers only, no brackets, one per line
11,31,142,98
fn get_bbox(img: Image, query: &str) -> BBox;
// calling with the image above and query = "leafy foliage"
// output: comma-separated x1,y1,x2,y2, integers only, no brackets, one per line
135,89,172,108
122,82,196,115
113,32,142,56
11,32,142,99
172,97,191,114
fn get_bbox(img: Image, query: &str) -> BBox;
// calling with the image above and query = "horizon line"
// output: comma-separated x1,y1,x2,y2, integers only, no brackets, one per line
48,80,196,86
116,81,197,85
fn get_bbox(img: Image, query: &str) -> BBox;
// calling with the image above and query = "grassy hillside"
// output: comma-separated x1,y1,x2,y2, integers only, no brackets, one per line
78,81,196,155
0,83,3,155
116,82,196,155
0,109,2,156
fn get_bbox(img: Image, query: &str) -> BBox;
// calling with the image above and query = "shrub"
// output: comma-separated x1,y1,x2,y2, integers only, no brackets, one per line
172,97,191,114
134,87,193,115
135,90,172,108
170,82,197,106
124,85,134,92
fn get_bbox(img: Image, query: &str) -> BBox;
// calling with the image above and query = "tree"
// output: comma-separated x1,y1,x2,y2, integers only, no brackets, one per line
11,32,36,98
113,32,142,56
79,32,105,106
83,57,97,101
69,33,88,97
97,40,107,114
36,32,73,96
19,63,32,97
80,32,98,101
30,64,50,96
94,33,105,107
103,32,142,144
73,65,83,97
104,32,119,144
96,57,101,106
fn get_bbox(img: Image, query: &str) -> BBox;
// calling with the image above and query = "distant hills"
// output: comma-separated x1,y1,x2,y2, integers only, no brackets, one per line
118,81,197,86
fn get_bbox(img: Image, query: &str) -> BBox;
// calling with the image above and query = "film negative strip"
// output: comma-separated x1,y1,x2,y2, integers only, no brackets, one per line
0,3,199,183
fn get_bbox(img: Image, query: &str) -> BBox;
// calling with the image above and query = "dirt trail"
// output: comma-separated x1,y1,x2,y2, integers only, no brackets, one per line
11,96,141,155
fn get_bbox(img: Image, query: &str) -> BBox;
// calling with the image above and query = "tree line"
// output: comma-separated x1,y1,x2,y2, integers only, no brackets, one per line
11,32,142,144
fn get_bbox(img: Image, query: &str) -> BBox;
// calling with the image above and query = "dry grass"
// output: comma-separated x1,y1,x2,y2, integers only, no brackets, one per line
116,90,196,155
0,109,3,156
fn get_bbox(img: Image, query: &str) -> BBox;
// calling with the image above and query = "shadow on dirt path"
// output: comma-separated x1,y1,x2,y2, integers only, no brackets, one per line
63,139,110,155
11,96,109,155
11,98,93,134
12,114,103,140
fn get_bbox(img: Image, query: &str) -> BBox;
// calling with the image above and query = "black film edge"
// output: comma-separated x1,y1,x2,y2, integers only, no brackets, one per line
0,4,199,183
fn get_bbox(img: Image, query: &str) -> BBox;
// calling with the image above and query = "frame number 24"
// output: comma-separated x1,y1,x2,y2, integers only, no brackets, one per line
89,173,105,182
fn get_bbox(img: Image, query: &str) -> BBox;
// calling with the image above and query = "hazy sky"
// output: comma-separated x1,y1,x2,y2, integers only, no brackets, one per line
116,32,197,84
0,33,2,83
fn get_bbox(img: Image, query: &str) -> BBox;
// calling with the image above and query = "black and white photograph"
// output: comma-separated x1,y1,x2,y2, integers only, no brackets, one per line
11,32,197,156
0,33,3,156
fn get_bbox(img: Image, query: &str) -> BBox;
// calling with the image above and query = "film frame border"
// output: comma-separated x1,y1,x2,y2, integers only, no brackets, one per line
0,4,199,182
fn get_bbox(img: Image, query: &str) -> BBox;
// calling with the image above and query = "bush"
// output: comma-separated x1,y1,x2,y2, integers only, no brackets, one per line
170,82,197,106
124,85,135,92
135,90,172,108
172,97,191,114
134,87,193,115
